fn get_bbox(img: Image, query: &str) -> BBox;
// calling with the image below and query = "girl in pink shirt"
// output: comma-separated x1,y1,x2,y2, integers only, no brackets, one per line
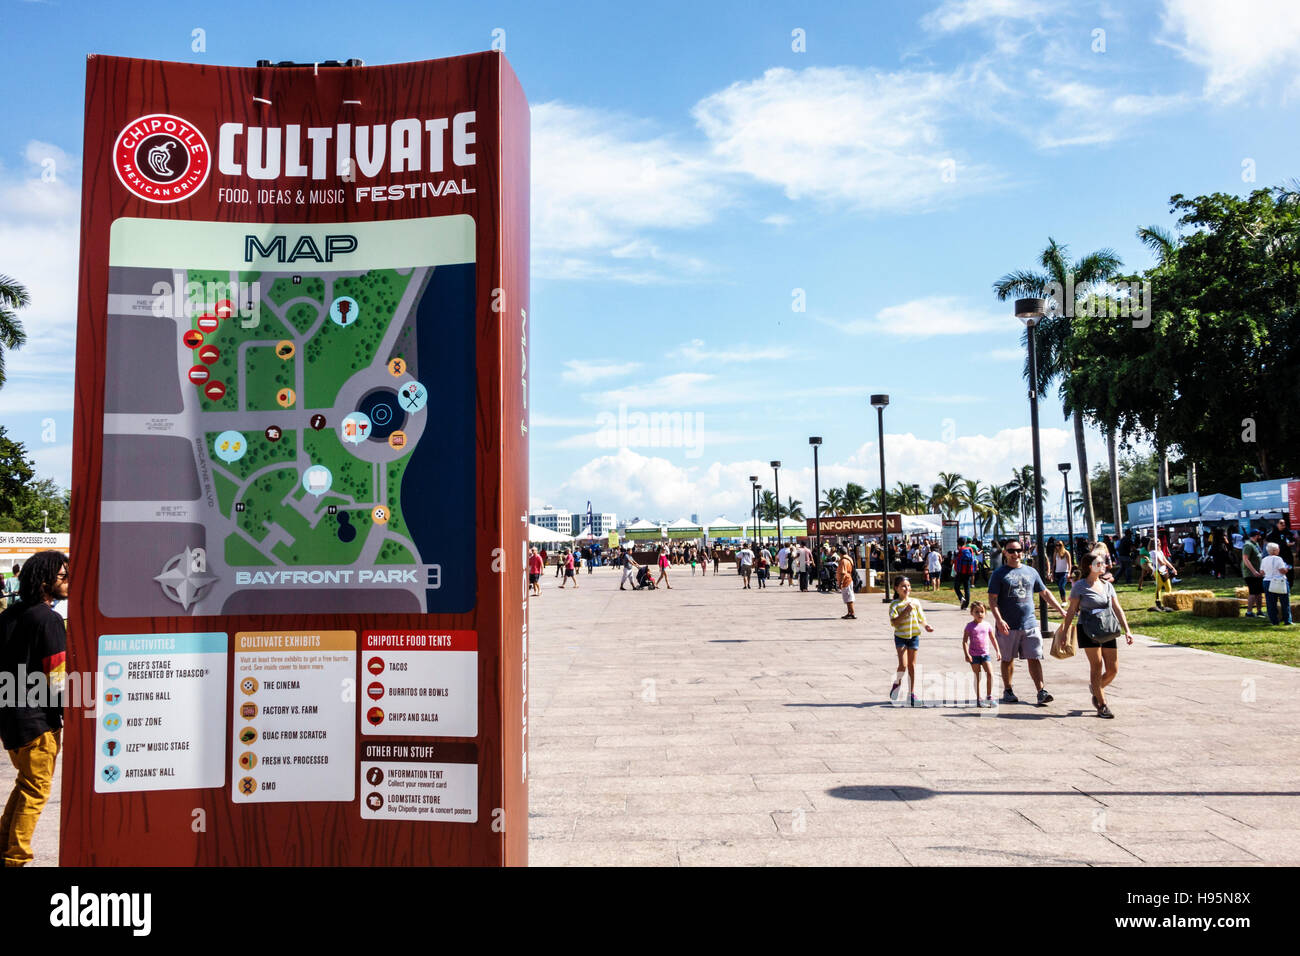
656,549,673,589
963,601,1002,707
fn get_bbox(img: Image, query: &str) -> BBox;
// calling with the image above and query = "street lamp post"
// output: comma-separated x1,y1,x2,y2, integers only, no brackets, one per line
871,394,890,602
749,475,758,544
770,461,782,549
1059,462,1074,560
1017,299,1050,624
42,510,49,534
809,438,822,556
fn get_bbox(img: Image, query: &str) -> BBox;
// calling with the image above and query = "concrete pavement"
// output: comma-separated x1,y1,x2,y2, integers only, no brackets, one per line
526,564,1300,865
5,564,1296,866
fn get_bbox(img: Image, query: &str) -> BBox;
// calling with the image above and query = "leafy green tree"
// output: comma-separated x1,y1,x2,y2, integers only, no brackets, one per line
1068,186,1300,488
958,478,991,540
784,496,805,520
994,239,1124,539
982,483,1015,541
0,275,29,389
842,482,868,514
0,426,36,524
929,471,964,518
820,488,845,517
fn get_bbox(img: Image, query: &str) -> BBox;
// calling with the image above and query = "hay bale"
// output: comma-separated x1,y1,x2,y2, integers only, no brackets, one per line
1234,586,1249,599
1162,589,1215,611
1193,598,1240,618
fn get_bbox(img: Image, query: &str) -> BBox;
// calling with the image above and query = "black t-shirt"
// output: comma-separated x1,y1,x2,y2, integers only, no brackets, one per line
0,601,67,750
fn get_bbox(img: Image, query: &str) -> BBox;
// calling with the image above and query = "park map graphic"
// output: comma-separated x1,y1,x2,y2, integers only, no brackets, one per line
98,216,477,616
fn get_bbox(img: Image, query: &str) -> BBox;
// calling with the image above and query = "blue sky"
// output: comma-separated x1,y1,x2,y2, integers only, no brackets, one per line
3,0,1299,524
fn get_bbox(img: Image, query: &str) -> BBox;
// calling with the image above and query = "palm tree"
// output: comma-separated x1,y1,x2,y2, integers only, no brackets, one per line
842,482,869,514
982,483,1015,542
1005,465,1046,535
820,488,845,517
994,238,1123,540
930,471,964,519
958,478,991,541
784,496,805,521
0,275,31,389
758,489,780,522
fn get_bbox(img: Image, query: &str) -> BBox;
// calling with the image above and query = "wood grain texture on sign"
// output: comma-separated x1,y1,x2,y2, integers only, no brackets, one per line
63,53,528,866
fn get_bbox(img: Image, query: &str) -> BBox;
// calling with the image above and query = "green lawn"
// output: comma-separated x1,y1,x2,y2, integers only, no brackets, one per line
914,570,1298,667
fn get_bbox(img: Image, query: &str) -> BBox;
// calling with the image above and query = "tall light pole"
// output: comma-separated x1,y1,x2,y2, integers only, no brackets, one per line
749,476,759,544
1017,298,1049,624
1059,462,1073,560
871,394,890,602
809,438,823,556
770,461,782,548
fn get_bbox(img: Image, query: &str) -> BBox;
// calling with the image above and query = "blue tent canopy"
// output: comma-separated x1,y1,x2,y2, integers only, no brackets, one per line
1198,493,1243,521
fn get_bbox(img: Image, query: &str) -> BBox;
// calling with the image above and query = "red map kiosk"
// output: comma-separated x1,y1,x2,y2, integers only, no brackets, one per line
63,53,530,865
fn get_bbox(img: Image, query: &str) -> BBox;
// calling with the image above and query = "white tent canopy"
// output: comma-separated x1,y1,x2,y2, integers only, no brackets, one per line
525,523,572,543
901,514,943,534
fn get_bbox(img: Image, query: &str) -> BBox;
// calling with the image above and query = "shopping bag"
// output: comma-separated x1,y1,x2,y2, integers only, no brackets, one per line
1049,622,1077,660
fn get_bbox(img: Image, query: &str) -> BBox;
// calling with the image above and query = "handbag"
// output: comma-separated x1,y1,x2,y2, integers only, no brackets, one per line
1079,605,1122,640
1050,622,1077,660
1269,577,1289,595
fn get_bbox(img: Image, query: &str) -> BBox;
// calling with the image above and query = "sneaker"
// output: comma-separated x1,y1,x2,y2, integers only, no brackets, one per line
889,680,902,701
1097,703,1114,719
909,693,919,708
1037,688,1054,705
1245,611,1256,617
1001,689,1018,704
985,695,995,707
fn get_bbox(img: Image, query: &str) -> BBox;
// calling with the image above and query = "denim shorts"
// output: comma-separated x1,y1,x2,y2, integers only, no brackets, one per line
894,636,920,650
969,654,991,664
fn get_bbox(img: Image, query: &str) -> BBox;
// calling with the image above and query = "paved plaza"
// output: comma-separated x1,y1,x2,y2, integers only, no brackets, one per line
6,565,1298,867
527,565,1300,866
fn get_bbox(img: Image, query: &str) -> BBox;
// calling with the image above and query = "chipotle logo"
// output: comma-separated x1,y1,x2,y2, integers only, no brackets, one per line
113,113,211,203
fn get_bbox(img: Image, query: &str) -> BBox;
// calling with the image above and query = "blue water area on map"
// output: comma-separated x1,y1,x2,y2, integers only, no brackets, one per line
337,511,356,543
357,388,405,441
404,262,476,612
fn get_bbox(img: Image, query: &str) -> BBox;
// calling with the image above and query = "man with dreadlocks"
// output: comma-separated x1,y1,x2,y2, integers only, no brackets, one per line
0,550,69,866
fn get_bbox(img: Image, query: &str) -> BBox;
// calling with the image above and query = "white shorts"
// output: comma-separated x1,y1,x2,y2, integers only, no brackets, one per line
841,585,855,604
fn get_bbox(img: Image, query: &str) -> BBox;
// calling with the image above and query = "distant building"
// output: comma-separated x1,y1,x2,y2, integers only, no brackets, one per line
530,507,572,534
529,507,616,538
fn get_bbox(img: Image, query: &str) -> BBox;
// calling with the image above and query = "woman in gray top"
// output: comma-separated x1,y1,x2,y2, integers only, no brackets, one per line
1057,553,1134,718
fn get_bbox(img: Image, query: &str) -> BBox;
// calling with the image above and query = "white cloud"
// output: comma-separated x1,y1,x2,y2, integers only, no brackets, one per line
587,372,739,408
667,339,798,364
1161,0,1300,102
1035,79,1188,147
692,66,998,213
814,295,1020,338
761,214,793,227
560,359,642,385
922,0,1051,32
531,101,728,282
546,426,1110,522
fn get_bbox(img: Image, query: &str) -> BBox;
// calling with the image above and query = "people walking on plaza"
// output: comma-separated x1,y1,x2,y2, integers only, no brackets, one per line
559,549,578,588
1261,542,1293,625
755,549,769,588
776,544,789,586
0,550,69,867
1057,552,1134,718
554,547,563,578
888,577,932,706
927,546,942,592
837,547,857,620
987,538,1066,706
737,543,754,589
618,548,638,590
1053,540,1073,601
796,542,812,591
656,548,673,589
963,601,1001,707
527,547,544,596
954,537,977,609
